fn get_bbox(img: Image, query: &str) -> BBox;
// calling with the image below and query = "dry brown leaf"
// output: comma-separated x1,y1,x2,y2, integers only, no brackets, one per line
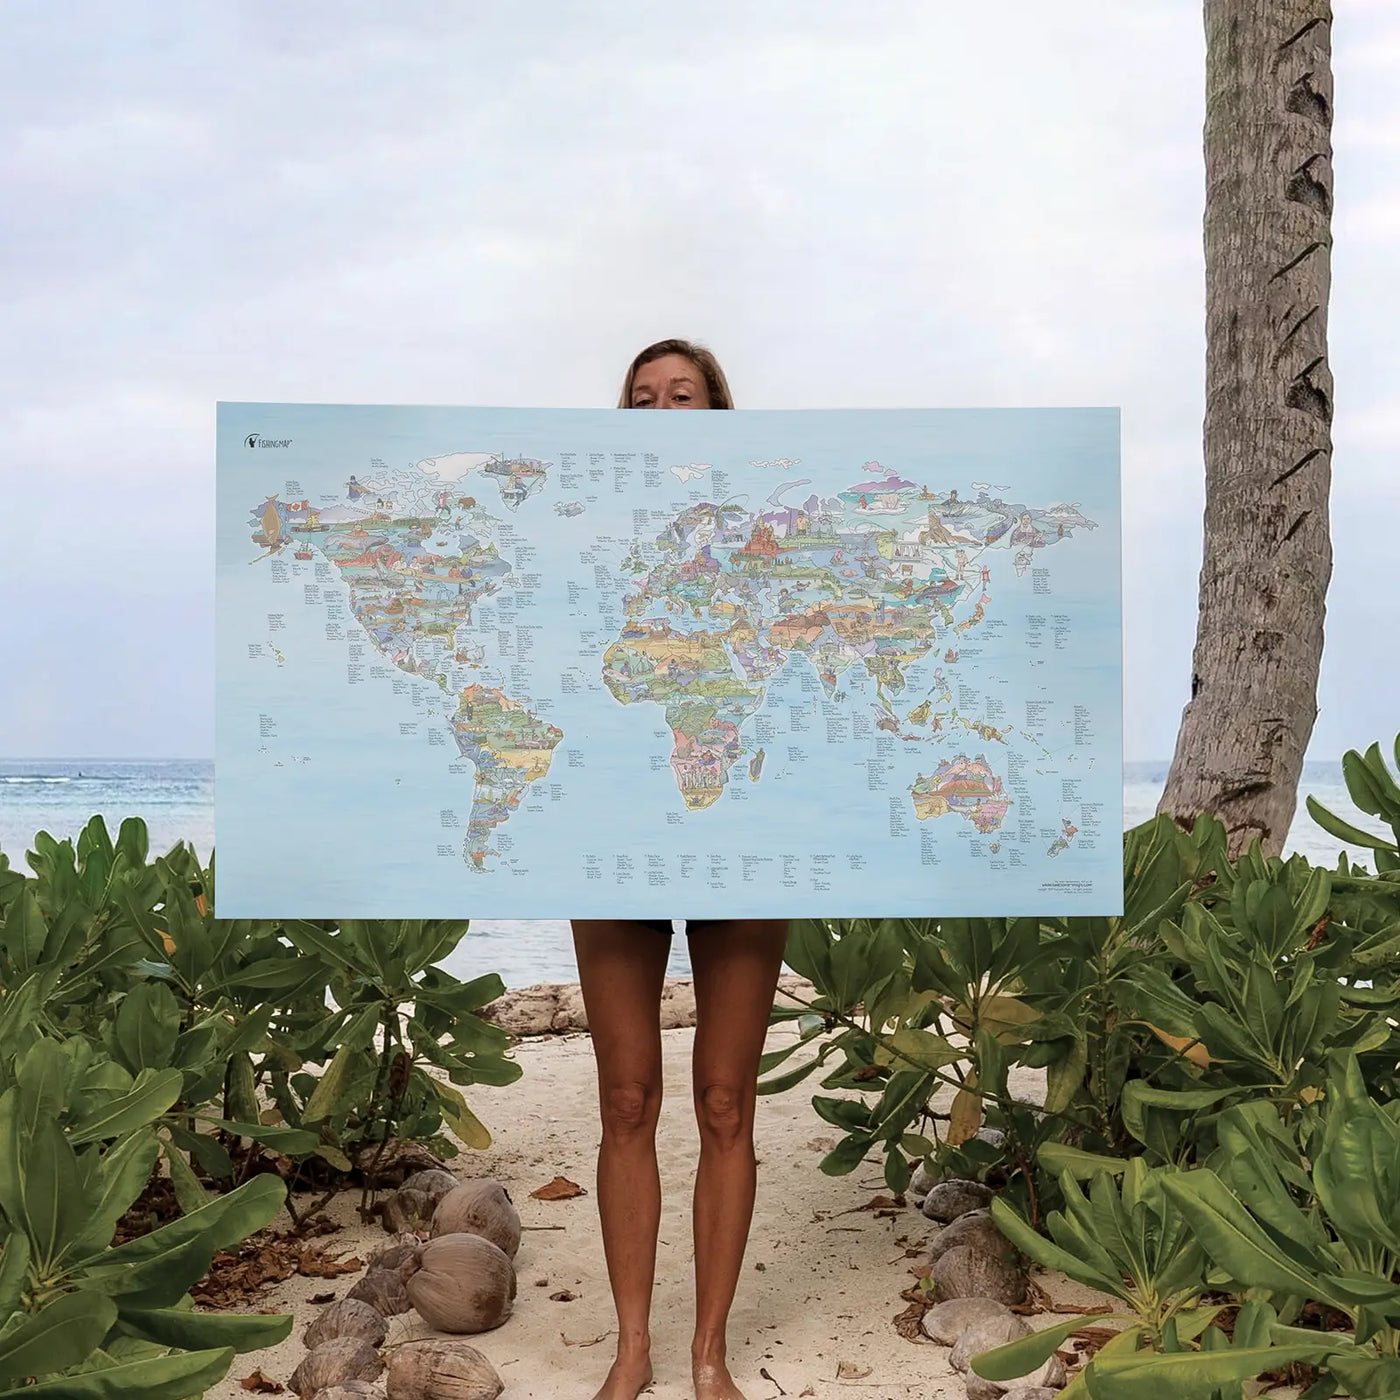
297,1246,363,1278
239,1371,283,1394
1146,1023,1214,1068
893,1300,930,1342
947,1081,983,1145
561,1329,611,1347
859,1193,904,1212
531,1175,586,1200
836,1359,872,1379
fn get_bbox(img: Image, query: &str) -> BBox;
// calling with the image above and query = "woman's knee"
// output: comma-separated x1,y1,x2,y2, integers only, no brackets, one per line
601,1077,662,1139
694,1081,752,1148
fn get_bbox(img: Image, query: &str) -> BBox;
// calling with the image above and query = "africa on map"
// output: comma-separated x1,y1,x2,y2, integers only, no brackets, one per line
216,405,1121,918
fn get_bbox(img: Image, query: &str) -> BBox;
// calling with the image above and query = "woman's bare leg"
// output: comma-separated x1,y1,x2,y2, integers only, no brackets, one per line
572,920,672,1400
686,920,789,1400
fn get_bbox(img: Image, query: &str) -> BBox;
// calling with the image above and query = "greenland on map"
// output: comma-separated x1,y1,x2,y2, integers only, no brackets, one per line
216,405,1122,918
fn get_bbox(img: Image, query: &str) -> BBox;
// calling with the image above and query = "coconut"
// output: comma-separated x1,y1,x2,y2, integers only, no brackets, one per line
314,1386,386,1400
383,1188,434,1235
303,1297,387,1350
386,1340,503,1400
366,1239,423,1283
406,1233,516,1334
429,1180,521,1259
399,1169,458,1203
289,1338,383,1397
348,1268,413,1317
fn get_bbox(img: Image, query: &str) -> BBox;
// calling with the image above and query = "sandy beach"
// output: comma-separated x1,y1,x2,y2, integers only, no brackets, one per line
206,980,1098,1400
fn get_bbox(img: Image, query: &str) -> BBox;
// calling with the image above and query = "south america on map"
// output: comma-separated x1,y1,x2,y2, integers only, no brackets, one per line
217,405,1121,918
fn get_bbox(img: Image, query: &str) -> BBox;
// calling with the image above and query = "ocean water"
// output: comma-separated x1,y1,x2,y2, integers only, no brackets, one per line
0,758,1390,987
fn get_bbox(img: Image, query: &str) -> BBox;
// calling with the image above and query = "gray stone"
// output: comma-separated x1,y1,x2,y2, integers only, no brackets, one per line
922,1296,1016,1346
975,1127,1007,1150
949,1312,1032,1372
928,1210,1014,1267
922,1179,995,1222
931,1243,1029,1307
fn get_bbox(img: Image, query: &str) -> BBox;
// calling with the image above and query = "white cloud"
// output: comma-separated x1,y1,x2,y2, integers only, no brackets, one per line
0,0,1395,760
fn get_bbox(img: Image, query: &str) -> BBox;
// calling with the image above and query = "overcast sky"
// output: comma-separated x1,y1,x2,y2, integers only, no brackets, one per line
2,1,1395,763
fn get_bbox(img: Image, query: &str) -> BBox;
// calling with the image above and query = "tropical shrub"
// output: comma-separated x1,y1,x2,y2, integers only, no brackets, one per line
974,1053,1400,1398
0,816,519,1204
0,1025,291,1396
765,754,1400,1215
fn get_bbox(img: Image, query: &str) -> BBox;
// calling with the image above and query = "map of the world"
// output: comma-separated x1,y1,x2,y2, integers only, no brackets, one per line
216,405,1121,918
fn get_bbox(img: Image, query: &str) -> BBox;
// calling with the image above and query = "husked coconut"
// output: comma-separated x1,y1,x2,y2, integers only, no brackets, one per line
348,1268,413,1317
367,1239,423,1283
386,1339,503,1400
289,1338,383,1397
399,1169,458,1203
407,1233,516,1334
303,1296,387,1350
383,1187,434,1235
430,1180,521,1259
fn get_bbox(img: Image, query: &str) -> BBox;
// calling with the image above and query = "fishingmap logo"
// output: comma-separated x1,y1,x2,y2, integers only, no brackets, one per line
245,433,293,449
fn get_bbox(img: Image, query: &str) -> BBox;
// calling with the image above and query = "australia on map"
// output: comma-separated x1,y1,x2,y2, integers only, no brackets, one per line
216,405,1122,919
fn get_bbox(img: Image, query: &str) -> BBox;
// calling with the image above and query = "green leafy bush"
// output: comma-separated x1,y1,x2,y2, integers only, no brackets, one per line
0,817,519,1199
766,753,1400,1214
975,1053,1400,1398
0,1023,291,1396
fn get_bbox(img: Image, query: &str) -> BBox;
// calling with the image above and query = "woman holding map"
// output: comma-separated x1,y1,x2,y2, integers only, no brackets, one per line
570,339,790,1400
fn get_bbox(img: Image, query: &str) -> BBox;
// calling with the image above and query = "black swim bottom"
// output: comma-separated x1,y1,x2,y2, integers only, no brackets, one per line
636,920,725,936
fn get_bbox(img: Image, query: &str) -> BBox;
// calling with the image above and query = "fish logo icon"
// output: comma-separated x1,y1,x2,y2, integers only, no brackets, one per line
245,433,260,448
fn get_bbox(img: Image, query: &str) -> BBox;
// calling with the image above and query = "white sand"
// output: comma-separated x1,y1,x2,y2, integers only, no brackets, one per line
209,1014,1085,1400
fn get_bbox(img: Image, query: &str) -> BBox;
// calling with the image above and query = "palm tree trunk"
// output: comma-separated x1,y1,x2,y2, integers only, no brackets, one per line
1158,1,1334,856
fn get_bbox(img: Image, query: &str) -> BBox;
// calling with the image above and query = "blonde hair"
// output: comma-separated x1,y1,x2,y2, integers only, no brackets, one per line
617,339,734,410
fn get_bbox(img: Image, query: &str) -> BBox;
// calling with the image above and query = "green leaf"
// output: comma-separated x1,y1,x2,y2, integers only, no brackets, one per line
0,1237,31,1318
302,1044,358,1123
199,1118,320,1157
1091,1342,1337,1397
67,1070,183,1146
1307,795,1396,852
84,1172,285,1269
972,1312,1124,1382
1038,1143,1128,1179
0,1102,91,1274
121,1304,293,1354
0,1345,234,1400
0,1291,117,1387
756,1052,827,1095
111,983,180,1074
818,1135,874,1175
76,1132,161,1256
281,920,378,980
162,1139,207,1214
990,1196,1124,1298
1160,1170,1340,1306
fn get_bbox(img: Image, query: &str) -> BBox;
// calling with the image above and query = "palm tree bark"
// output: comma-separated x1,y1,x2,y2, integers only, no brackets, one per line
1158,1,1334,856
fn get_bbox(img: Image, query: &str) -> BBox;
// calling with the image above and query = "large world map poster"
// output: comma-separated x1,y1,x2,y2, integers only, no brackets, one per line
216,405,1122,918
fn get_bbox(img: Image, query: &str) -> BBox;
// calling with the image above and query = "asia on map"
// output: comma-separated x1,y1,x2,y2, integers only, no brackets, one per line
216,405,1121,918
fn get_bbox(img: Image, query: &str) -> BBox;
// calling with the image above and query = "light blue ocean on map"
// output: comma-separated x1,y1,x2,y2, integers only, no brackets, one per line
216,405,1121,919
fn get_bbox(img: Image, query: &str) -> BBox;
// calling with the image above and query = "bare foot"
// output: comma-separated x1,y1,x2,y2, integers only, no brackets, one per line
692,1353,746,1400
592,1349,654,1400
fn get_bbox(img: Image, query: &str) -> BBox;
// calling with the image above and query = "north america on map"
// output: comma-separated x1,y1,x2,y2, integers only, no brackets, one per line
217,406,1121,918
